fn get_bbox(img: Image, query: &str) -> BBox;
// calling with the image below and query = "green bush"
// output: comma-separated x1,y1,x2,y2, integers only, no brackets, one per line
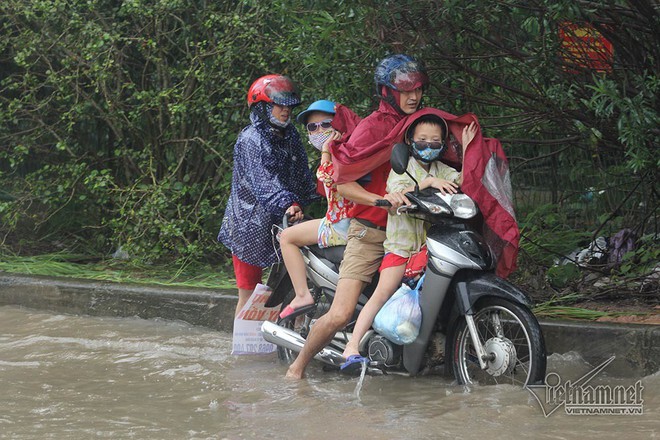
0,0,657,281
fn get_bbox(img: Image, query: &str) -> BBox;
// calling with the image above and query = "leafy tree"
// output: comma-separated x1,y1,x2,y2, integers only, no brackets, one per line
371,0,658,285
0,0,656,289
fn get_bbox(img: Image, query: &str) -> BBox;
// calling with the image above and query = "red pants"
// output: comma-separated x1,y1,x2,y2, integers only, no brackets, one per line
232,254,263,290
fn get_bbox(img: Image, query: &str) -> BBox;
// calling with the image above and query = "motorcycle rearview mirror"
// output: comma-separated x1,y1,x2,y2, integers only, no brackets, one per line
391,143,409,174
391,143,419,194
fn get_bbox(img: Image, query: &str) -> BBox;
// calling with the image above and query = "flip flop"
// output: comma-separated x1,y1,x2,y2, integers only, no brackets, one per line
279,303,316,320
340,354,369,374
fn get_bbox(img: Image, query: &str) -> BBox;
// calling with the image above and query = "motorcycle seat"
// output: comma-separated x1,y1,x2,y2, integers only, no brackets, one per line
308,244,345,265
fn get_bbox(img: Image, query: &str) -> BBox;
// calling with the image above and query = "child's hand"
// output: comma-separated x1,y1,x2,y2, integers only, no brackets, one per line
462,122,478,154
426,177,459,195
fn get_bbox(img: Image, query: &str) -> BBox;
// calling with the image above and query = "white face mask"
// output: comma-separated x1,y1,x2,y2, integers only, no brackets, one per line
308,130,333,150
268,103,290,128
269,113,290,128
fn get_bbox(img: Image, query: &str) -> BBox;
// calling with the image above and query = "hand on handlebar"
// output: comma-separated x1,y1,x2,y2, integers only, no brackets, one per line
285,204,304,223
382,192,410,209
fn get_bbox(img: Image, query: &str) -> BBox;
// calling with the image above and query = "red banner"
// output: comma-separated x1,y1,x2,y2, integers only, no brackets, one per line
559,22,613,73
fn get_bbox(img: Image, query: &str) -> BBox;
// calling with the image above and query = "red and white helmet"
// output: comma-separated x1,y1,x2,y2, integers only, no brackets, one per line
247,74,301,107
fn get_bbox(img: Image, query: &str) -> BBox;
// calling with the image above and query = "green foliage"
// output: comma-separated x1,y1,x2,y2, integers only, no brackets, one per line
0,0,382,263
583,73,659,173
0,0,657,285
519,203,591,266
532,292,637,320
0,251,236,289
372,0,657,224
613,233,660,278
546,263,581,289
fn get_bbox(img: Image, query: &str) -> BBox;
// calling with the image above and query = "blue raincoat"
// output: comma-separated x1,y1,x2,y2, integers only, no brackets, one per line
218,111,317,267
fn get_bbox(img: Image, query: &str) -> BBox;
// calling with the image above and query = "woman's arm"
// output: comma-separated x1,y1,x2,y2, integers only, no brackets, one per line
336,182,380,206
239,134,302,215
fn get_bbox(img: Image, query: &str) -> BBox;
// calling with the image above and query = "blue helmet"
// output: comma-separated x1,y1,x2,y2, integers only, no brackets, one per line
296,99,336,124
374,54,429,92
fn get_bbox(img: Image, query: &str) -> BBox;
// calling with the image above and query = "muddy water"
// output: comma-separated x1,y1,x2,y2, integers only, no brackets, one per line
1,306,658,440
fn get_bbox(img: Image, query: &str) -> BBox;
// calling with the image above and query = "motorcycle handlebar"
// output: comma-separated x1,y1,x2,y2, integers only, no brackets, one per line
283,212,308,229
375,199,392,207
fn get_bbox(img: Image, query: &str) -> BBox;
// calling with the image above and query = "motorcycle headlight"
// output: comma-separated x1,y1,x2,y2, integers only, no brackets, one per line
449,194,478,219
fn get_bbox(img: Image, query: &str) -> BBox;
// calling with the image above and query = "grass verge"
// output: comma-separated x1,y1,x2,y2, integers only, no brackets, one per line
532,293,650,321
0,252,236,290
0,253,654,321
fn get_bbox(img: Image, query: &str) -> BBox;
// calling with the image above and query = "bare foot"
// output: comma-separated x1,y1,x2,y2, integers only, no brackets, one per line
341,343,360,359
287,292,315,311
285,366,304,379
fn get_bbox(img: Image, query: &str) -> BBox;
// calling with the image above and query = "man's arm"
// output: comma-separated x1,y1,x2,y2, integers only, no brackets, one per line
336,182,380,206
337,182,409,208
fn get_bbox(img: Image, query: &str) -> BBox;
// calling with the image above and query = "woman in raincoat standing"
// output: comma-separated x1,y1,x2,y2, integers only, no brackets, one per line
218,75,317,316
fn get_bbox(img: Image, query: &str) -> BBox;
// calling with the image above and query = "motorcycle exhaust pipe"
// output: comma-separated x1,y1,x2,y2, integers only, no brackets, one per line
261,321,346,368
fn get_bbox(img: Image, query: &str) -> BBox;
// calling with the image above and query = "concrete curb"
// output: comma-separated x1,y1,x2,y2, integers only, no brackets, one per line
1,273,657,377
0,273,236,332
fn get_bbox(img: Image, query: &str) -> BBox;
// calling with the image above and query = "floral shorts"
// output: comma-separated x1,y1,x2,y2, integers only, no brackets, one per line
317,217,351,248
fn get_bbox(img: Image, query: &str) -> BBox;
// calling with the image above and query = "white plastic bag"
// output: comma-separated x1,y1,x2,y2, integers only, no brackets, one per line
372,274,424,345
232,283,279,355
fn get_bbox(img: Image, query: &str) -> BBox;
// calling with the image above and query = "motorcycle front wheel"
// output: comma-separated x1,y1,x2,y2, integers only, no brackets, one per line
449,297,546,387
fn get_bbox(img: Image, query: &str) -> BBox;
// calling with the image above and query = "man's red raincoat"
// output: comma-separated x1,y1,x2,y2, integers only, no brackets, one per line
329,106,519,278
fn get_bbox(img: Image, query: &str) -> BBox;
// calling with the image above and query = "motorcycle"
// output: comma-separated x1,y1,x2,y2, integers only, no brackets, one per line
261,143,546,387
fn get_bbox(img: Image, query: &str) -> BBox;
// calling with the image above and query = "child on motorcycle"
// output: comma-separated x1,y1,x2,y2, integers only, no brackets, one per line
278,100,358,319
341,113,477,362
217,75,318,317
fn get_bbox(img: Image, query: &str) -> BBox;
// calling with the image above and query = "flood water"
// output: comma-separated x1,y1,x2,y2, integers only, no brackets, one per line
1,305,658,439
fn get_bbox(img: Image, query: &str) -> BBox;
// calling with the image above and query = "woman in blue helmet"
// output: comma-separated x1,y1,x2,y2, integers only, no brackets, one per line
218,75,318,317
278,99,356,319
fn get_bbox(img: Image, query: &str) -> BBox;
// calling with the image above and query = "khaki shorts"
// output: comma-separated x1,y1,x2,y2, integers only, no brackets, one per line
338,219,386,283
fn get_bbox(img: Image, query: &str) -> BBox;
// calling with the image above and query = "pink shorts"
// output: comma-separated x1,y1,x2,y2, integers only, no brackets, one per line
232,254,263,290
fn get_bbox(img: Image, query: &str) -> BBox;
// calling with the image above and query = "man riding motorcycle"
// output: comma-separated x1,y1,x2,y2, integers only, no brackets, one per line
285,54,429,379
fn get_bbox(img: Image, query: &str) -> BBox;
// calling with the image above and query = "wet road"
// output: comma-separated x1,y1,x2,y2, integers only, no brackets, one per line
0,306,657,439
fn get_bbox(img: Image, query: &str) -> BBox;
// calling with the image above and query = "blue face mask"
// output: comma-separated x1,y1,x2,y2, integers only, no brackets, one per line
411,141,446,163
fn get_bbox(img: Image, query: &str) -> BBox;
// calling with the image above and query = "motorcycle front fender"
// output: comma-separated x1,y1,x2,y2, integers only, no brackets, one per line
450,270,534,314
442,271,537,377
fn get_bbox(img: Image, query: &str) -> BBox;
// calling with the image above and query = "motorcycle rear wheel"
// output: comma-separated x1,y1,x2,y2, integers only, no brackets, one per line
449,297,546,387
